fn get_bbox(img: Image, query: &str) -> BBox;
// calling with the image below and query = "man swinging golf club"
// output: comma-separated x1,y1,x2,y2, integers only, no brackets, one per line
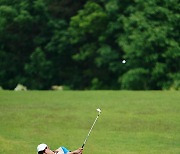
37,143,83,154
37,108,101,154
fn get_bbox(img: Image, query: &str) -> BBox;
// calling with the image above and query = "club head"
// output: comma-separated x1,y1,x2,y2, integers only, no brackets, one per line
96,108,101,114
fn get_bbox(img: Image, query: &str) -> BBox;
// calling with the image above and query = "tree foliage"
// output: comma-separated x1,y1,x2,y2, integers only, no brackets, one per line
0,0,179,90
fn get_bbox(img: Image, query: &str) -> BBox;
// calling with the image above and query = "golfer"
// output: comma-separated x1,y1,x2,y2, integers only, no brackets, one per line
37,143,83,154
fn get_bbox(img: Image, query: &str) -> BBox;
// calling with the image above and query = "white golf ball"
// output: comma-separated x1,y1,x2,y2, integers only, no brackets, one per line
122,60,126,64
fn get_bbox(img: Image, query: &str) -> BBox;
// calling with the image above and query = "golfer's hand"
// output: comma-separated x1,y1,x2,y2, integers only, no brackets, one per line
73,148,83,154
78,148,83,154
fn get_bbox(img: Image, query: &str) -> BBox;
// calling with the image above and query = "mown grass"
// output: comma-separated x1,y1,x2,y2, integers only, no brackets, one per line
0,90,179,153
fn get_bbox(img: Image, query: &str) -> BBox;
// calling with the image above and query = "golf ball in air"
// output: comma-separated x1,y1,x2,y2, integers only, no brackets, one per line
122,60,126,63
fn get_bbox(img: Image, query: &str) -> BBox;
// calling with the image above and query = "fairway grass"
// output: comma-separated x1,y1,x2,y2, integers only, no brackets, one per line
0,90,179,153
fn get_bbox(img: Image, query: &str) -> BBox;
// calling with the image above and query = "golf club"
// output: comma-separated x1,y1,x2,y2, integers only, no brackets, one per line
82,108,102,148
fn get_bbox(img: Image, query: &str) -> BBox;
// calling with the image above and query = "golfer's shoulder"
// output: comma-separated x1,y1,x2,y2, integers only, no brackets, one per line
55,147,64,154
55,146,70,154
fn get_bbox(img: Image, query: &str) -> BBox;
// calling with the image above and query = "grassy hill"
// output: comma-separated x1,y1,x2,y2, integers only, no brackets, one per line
0,90,179,153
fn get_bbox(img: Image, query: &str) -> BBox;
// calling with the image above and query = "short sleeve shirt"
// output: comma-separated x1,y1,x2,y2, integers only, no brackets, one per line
56,147,70,154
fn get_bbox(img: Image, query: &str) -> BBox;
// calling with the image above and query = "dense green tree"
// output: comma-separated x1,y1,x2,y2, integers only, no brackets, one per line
24,47,52,89
0,0,179,90
0,0,88,89
68,1,124,89
47,0,85,20
118,0,180,89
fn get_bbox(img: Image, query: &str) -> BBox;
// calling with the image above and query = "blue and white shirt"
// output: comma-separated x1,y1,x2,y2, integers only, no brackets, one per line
55,147,70,154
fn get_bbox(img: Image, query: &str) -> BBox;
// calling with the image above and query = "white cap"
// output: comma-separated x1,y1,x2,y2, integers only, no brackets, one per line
37,143,47,152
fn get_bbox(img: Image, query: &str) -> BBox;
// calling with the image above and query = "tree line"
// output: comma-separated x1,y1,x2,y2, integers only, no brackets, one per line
0,0,179,90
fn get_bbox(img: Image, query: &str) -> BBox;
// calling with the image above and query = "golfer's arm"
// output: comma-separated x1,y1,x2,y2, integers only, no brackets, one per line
67,152,77,154
67,148,83,154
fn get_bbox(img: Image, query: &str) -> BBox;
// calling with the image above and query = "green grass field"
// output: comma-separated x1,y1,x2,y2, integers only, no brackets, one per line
0,90,179,154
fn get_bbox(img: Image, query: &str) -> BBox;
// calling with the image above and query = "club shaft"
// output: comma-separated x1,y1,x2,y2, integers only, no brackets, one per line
82,114,100,148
